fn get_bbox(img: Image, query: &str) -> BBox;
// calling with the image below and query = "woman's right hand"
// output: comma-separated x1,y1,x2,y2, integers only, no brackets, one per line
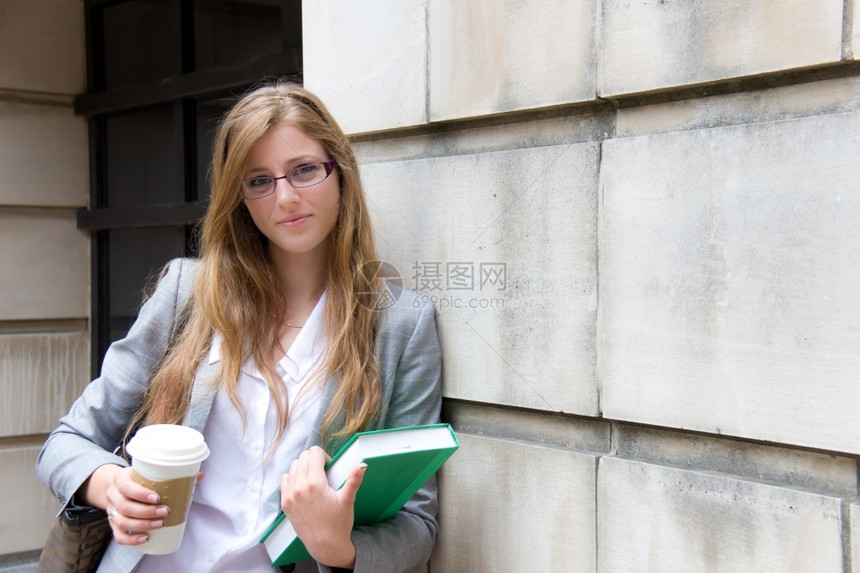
81,464,168,546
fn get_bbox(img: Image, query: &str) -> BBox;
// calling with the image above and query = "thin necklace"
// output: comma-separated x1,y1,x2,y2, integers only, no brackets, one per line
284,321,304,328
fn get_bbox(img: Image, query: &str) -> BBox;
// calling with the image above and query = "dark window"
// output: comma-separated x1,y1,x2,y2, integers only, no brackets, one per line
102,1,180,90
104,106,179,208
194,0,286,70
78,0,302,375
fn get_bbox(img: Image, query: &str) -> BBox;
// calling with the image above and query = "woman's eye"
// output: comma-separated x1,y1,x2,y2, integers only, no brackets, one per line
292,164,319,178
248,176,273,187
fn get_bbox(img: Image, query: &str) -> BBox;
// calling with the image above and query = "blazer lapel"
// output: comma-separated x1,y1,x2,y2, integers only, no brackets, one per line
181,359,220,433
303,376,346,455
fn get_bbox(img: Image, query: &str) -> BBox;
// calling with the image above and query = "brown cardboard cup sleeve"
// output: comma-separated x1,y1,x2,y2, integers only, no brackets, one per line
130,471,196,527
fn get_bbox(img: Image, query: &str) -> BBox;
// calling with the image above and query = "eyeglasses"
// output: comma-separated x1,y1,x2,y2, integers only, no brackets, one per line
241,159,337,200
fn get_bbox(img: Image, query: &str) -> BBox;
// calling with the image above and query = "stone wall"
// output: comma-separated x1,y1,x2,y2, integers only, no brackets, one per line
0,0,89,557
305,1,860,570
2,0,859,570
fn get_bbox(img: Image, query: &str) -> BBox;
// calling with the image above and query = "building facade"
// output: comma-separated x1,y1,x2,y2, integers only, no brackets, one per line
1,1,859,571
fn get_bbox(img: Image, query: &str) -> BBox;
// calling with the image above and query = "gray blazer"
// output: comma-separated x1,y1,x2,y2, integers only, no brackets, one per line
36,258,443,573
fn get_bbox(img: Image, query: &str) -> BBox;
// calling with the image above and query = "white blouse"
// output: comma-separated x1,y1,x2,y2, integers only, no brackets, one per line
137,292,327,572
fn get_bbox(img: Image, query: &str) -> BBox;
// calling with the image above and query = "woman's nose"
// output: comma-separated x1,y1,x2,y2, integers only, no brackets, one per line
272,176,300,203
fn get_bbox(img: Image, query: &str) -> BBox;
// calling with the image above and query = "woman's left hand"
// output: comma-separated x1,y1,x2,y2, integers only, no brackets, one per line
280,445,367,568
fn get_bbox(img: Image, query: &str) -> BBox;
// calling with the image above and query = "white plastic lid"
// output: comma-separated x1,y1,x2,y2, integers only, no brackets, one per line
126,424,210,466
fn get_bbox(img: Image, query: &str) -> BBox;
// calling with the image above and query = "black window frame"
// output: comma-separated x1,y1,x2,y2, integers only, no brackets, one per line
78,0,302,377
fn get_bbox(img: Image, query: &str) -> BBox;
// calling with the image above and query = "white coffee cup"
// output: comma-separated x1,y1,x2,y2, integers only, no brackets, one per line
125,424,210,554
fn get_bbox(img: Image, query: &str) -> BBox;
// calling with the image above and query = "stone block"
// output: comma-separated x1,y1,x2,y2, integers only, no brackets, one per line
0,102,88,208
353,109,613,165
598,457,844,572
0,0,85,94
444,401,610,455
0,443,57,553
0,332,89,437
0,553,40,572
360,142,600,414
303,0,427,134
428,0,598,120
600,110,860,454
599,0,844,97
854,0,860,60
614,424,858,496
616,75,860,139
0,212,88,321
852,500,860,573
433,433,597,572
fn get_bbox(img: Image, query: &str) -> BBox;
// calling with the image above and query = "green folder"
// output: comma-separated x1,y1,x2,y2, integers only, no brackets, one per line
260,423,459,567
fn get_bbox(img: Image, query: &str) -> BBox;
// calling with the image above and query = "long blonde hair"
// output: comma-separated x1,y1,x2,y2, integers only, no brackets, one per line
130,81,383,451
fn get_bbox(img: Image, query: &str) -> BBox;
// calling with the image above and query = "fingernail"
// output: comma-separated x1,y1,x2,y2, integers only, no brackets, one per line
147,494,160,504
359,463,368,471
151,520,165,528
156,506,169,517
138,535,150,544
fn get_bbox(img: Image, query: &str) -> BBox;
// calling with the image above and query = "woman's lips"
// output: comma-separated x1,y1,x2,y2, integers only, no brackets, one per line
279,214,310,227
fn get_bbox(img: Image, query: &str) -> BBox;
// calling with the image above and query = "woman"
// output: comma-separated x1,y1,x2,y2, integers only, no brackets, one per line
37,81,442,573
